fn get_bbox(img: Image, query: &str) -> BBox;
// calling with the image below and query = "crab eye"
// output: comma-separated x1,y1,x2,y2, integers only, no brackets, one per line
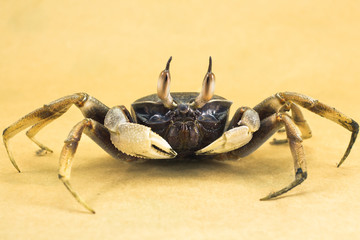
148,114,170,123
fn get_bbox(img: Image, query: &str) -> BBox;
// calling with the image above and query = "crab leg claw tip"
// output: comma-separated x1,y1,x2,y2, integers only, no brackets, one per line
337,123,358,167
3,137,21,172
59,176,96,214
259,171,307,201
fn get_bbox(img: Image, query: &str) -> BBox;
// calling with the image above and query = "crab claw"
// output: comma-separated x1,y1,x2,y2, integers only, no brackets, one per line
109,123,177,159
196,126,253,155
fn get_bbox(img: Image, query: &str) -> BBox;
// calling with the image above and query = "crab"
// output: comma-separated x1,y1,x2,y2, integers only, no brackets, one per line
3,57,358,214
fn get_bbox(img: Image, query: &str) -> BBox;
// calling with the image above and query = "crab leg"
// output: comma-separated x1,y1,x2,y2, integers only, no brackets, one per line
59,110,176,213
271,102,312,144
260,114,307,200
3,93,111,172
288,103,312,139
223,113,307,200
254,92,358,167
58,118,138,214
277,92,358,167
26,117,61,155
59,118,97,214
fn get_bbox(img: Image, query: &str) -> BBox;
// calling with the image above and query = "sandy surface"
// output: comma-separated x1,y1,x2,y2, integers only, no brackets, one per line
1,1,360,239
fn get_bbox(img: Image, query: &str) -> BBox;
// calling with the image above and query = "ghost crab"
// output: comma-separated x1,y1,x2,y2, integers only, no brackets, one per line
3,57,358,213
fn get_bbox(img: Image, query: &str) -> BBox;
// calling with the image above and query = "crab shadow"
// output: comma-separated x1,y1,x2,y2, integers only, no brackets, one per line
96,152,285,178
84,145,297,197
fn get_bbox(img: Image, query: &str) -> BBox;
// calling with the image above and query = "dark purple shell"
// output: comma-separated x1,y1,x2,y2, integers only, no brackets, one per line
131,92,232,155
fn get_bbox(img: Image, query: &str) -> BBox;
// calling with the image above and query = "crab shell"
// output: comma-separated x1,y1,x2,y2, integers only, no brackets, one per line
131,92,232,156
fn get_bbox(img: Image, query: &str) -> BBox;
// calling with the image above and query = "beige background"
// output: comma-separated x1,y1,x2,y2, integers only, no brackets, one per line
1,1,360,239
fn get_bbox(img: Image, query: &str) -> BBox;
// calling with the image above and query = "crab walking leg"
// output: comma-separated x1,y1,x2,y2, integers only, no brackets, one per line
58,118,134,214
289,103,312,139
223,113,307,199
277,92,358,167
271,102,312,145
260,114,307,200
253,92,358,167
196,107,260,155
58,118,97,213
26,111,68,155
3,94,84,172
254,96,311,139
58,116,175,213
3,93,111,172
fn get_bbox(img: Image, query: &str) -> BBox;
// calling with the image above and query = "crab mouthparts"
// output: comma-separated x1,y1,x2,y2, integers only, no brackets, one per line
166,121,201,152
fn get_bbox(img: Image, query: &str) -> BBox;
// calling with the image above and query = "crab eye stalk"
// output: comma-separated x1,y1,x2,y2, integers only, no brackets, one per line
157,57,177,109
193,56,215,108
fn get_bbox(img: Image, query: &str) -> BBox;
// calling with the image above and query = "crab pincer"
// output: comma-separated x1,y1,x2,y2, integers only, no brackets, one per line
108,122,177,159
104,106,177,159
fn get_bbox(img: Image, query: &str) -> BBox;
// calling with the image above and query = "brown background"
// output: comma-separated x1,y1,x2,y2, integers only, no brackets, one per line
1,1,360,239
